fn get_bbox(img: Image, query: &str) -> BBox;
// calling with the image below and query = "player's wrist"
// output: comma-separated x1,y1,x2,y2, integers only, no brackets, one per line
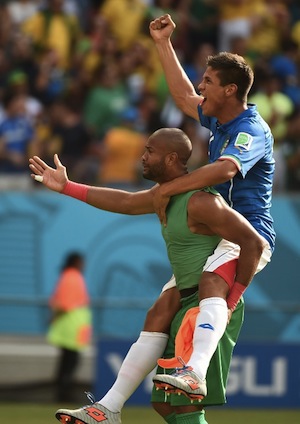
160,182,170,197
227,281,246,312
61,180,89,202
160,179,176,197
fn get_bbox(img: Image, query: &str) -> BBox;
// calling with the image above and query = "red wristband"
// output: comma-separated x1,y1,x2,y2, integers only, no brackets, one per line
61,181,89,202
227,281,247,311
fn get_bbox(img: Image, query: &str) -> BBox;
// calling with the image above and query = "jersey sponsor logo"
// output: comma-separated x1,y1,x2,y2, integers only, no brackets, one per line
234,132,253,151
198,323,215,331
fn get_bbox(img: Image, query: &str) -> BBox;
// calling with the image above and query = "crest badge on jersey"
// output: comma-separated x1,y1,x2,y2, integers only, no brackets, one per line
234,132,253,151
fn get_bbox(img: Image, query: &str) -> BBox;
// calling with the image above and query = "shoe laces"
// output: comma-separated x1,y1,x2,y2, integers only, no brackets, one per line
173,356,193,376
84,391,96,404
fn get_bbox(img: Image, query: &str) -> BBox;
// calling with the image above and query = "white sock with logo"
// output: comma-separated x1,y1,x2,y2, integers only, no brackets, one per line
98,331,169,412
187,297,228,380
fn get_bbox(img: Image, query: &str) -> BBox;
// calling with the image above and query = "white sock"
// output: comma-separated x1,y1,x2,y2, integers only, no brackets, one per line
187,297,228,380
98,331,169,412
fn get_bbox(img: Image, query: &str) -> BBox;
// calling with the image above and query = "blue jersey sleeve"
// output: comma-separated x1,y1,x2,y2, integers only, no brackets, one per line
221,125,269,178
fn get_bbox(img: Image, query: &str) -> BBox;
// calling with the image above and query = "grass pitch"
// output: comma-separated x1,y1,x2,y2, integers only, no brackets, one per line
0,403,300,424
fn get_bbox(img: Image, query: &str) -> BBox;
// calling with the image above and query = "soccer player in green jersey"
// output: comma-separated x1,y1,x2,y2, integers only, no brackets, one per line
29,128,266,424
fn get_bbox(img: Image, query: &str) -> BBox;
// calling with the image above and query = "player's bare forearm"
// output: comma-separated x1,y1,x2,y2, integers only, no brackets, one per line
188,191,265,287
86,186,155,215
211,214,265,287
234,243,264,287
234,234,266,287
29,154,156,215
155,41,199,119
150,14,200,120
218,207,266,287
160,160,237,197
214,218,265,287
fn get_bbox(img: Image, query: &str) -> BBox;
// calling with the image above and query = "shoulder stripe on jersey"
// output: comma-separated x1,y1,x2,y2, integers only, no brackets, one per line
218,155,241,171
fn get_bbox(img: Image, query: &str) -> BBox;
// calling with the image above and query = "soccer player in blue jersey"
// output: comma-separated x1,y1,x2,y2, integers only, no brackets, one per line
148,14,275,398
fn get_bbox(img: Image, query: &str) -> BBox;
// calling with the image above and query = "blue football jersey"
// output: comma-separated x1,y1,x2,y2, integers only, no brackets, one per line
198,104,276,251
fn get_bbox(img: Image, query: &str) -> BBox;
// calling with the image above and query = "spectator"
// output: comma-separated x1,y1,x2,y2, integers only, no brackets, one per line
119,39,163,102
289,1,300,48
246,0,291,58
0,91,36,189
249,68,294,192
47,97,99,184
0,48,11,114
175,0,219,53
135,91,164,135
99,0,147,51
63,0,93,33
228,35,254,68
7,0,40,29
83,61,130,138
269,37,300,107
0,3,14,50
21,0,82,70
34,47,68,104
184,42,216,89
47,251,92,402
9,33,40,97
180,116,209,172
217,0,264,53
7,69,43,124
98,107,147,189
118,46,146,106
71,14,109,83
284,108,300,191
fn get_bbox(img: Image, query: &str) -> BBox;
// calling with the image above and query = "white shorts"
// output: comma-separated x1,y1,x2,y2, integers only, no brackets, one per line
161,239,272,293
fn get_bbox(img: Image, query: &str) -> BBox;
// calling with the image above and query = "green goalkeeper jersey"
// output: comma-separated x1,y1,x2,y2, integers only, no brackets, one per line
161,188,221,291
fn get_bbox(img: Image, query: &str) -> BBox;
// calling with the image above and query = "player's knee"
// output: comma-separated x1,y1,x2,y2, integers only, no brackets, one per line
199,271,229,299
143,301,170,332
143,288,181,332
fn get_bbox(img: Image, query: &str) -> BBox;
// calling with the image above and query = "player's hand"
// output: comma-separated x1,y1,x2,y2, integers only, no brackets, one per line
29,154,68,192
149,14,176,42
153,185,170,226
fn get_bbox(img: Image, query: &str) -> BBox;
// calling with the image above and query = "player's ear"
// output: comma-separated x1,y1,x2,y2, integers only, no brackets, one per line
166,152,178,166
225,83,237,97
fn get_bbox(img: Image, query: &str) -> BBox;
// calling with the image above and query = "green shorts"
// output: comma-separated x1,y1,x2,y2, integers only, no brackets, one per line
151,292,244,406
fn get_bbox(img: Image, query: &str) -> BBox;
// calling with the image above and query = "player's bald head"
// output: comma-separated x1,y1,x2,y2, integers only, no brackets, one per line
149,128,192,165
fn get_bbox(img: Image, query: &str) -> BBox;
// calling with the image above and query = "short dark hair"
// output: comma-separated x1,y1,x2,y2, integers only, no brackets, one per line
207,52,254,102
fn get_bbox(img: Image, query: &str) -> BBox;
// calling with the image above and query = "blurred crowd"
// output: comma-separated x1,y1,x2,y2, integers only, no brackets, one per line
0,0,300,192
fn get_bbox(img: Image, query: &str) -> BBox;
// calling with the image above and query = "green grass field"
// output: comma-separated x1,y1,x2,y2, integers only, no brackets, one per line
0,403,299,424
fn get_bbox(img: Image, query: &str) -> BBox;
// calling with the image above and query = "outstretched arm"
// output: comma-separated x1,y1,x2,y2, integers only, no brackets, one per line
29,154,155,215
149,14,201,120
